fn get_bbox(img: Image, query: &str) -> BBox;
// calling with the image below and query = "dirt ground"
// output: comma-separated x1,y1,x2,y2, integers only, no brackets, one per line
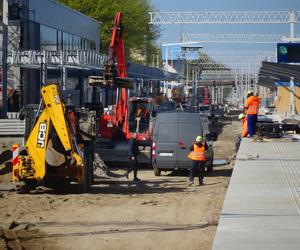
0,116,240,250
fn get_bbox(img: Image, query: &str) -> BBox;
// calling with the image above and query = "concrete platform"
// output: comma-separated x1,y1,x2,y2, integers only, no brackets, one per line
213,137,300,250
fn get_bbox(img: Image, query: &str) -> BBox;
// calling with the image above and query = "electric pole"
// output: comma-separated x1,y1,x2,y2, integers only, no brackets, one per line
2,0,8,118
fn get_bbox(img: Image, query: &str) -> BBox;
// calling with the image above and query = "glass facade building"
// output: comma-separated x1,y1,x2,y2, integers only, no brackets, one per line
40,25,96,51
5,0,101,108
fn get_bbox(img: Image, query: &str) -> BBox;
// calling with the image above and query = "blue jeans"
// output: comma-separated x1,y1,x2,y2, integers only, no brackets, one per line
247,114,257,137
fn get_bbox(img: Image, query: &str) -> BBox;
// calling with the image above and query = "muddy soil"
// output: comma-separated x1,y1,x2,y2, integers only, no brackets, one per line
0,116,240,250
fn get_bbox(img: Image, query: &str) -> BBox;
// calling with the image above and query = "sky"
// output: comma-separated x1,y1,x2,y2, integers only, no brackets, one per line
149,0,300,61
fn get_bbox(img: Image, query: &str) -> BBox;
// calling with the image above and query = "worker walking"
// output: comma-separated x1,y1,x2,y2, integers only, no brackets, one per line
239,113,248,137
244,90,260,137
125,133,141,181
187,136,208,186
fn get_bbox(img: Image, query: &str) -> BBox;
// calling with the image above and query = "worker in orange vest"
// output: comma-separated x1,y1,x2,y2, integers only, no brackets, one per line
244,90,260,137
187,136,208,186
239,113,248,137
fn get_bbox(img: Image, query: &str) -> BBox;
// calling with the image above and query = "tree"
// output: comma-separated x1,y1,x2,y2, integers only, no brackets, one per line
58,0,160,65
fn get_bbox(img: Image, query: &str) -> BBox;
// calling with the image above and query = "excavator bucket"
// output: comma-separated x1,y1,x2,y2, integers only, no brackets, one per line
88,75,134,89
88,75,107,87
114,77,134,89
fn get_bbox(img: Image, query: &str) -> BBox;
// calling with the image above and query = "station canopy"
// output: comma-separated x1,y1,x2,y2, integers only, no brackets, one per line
258,62,300,88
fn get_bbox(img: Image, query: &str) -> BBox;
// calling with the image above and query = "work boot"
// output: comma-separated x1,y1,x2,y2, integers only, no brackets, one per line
133,177,141,182
124,172,129,179
199,180,204,186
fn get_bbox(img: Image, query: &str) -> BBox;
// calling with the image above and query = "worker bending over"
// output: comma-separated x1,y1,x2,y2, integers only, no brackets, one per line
244,90,260,137
239,113,248,137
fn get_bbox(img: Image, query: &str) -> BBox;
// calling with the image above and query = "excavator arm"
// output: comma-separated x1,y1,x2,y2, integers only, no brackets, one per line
89,12,132,89
88,12,133,137
15,84,83,182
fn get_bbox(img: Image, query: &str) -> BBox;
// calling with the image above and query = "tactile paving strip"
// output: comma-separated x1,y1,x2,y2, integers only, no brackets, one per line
273,142,300,214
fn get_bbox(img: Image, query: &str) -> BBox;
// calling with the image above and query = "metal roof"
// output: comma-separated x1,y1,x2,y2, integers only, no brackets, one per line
258,62,300,88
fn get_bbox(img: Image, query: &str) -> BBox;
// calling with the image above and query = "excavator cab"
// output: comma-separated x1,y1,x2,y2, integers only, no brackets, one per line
126,97,156,143
128,101,150,134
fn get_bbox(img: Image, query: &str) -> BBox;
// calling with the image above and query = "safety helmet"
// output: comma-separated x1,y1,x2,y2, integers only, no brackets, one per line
196,136,204,142
239,113,245,119
247,90,253,95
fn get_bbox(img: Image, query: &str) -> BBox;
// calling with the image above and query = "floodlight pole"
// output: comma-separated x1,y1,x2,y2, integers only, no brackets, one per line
2,0,8,118
289,12,296,43
290,77,295,115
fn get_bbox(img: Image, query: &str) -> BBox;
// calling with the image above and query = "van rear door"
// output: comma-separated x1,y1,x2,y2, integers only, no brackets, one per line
155,122,178,168
177,122,202,168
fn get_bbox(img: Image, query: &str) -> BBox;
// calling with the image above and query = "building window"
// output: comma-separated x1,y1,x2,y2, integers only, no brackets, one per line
80,38,96,50
41,25,96,51
72,35,80,50
40,25,58,51
63,32,71,50
57,31,62,50
81,38,87,50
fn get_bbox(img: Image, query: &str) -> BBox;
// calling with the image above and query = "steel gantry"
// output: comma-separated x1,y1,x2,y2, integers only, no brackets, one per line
189,62,261,104
182,33,284,43
199,50,276,57
149,11,300,24
150,11,300,42
190,60,262,103
198,51,276,64
150,10,300,104
184,49,276,73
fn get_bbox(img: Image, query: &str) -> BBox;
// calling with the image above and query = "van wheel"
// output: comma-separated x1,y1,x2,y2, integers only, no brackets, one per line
154,167,161,176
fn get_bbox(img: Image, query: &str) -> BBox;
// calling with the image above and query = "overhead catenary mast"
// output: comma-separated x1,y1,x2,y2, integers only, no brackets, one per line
150,11,300,42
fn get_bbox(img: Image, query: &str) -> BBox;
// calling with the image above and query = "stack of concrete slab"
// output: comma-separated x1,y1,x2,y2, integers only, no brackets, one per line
213,138,300,249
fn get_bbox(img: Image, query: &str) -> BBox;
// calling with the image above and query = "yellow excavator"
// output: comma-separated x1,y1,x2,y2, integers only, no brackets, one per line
13,84,96,193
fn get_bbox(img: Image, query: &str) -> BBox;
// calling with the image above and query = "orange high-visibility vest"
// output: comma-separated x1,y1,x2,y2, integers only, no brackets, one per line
245,96,260,115
241,117,248,137
187,144,206,161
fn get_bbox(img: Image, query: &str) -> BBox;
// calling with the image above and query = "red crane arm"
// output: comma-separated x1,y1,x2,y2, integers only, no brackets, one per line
107,12,128,128
108,12,127,77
